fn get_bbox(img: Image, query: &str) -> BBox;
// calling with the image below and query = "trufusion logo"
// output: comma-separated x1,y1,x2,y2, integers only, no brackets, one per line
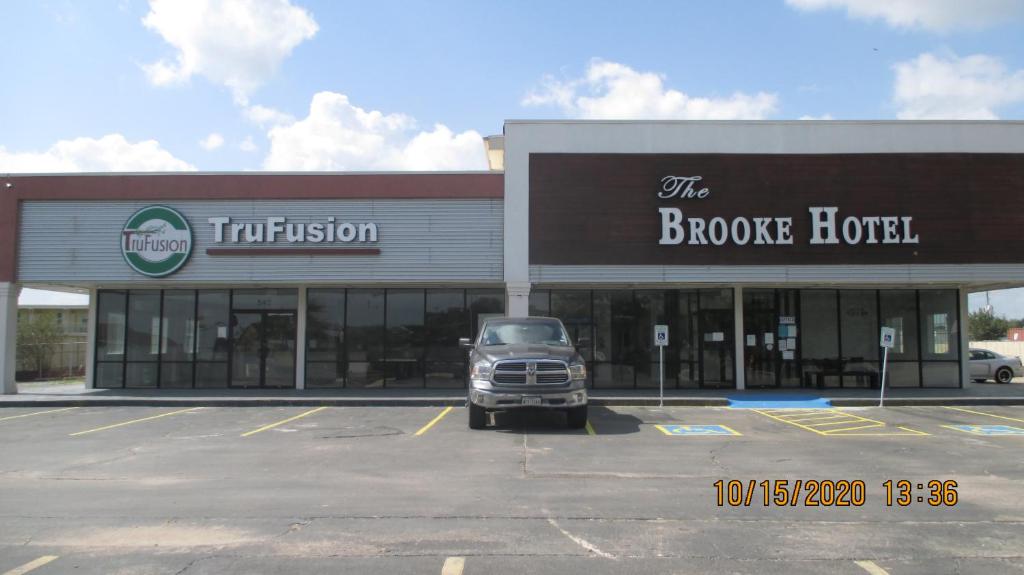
121,206,192,277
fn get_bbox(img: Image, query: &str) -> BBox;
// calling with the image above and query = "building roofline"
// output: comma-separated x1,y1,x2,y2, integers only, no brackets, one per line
504,119,1024,125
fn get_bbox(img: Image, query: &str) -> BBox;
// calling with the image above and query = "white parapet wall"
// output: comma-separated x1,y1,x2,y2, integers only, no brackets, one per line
970,341,1024,359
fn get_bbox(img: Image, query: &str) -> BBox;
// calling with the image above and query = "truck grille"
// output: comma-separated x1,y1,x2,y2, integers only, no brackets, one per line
492,360,570,385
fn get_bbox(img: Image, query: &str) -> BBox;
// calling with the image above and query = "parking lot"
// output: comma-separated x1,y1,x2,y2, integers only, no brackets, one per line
0,403,1022,575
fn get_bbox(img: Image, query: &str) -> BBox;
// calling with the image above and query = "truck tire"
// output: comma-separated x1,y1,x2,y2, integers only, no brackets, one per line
566,405,588,429
995,367,1013,384
469,402,488,429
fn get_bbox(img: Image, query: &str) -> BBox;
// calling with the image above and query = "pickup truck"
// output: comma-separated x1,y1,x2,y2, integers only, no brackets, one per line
460,317,589,429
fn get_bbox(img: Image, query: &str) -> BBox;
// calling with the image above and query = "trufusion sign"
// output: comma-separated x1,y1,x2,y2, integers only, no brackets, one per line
121,205,193,277
207,216,378,244
122,207,382,277
657,176,920,247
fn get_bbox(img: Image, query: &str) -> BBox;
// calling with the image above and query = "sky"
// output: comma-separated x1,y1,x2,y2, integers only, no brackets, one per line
3,0,1024,315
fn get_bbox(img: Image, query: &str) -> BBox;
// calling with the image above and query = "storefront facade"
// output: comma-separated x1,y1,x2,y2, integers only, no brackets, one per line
2,121,1023,393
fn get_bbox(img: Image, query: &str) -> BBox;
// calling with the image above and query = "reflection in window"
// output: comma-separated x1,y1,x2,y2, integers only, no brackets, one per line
385,290,425,388
306,289,345,388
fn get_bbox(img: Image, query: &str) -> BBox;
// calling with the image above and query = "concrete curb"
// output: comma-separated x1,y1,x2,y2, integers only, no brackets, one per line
1,397,1022,408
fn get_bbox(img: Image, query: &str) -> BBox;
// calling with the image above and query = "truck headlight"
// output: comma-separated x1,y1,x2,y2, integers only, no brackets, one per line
569,362,587,381
471,361,493,379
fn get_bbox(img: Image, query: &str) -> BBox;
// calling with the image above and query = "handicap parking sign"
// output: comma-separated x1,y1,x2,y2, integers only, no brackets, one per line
656,424,740,436
946,425,1024,436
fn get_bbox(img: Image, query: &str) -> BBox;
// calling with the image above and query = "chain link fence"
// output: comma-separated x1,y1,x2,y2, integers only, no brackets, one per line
16,341,87,381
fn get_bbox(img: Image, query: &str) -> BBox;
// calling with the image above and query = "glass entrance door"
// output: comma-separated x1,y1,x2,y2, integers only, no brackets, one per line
231,311,296,388
699,308,734,388
744,290,779,387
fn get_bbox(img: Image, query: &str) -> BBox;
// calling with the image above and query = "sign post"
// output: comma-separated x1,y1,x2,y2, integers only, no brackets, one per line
879,326,895,407
654,325,669,407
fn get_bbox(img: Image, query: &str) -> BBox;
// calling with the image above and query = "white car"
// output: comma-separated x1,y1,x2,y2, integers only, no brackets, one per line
969,349,1023,384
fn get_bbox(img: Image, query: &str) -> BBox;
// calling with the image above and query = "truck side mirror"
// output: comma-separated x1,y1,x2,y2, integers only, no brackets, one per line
459,337,473,349
575,337,591,351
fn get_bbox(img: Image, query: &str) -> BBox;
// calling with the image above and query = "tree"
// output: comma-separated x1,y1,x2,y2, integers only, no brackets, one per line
16,311,65,378
968,309,1011,341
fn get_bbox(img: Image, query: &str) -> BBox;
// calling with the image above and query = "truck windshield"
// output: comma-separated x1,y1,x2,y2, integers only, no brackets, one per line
480,321,571,346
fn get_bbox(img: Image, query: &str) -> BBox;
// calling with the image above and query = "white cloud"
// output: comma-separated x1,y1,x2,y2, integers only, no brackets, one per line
199,132,224,150
522,59,778,120
263,92,486,171
239,136,258,152
243,104,295,127
785,0,1024,32
0,134,195,173
893,52,1024,119
799,113,834,120
142,0,318,103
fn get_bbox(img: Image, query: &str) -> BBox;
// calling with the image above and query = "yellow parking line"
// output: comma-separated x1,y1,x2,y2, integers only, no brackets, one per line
242,406,328,437
753,408,928,436
70,407,201,436
752,409,830,435
441,556,465,575
944,406,1024,424
2,556,59,575
414,406,453,436
823,423,885,434
812,419,870,427
585,421,596,435
0,407,78,422
786,414,850,423
655,424,674,436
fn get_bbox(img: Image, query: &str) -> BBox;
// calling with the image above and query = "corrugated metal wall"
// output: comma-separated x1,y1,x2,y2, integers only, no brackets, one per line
19,199,503,283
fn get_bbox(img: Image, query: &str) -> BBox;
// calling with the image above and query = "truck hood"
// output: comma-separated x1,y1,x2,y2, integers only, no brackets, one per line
474,344,581,364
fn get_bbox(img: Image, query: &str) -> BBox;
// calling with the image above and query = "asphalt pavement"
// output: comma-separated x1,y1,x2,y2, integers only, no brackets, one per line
0,403,1022,574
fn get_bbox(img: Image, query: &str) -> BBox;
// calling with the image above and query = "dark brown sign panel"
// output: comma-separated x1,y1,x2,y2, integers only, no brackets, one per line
529,153,1024,266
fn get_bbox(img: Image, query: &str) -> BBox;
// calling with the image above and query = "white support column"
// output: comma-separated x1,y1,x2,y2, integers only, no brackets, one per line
733,286,745,391
1,283,21,394
295,286,307,390
507,282,531,318
85,287,98,389
959,286,970,389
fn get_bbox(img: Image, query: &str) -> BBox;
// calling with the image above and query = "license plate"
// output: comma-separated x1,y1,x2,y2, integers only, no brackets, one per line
521,396,542,406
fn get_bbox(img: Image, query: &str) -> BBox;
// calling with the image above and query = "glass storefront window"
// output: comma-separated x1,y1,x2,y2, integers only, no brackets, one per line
551,291,592,362
839,290,879,388
385,290,425,387
529,290,550,317
880,290,919,388
426,290,469,389
800,290,840,388
468,289,504,338
161,290,196,362
920,290,959,361
96,291,126,361
306,289,345,388
346,289,385,388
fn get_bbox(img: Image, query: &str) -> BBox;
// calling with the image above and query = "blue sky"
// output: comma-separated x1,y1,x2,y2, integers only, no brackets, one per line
3,0,1024,315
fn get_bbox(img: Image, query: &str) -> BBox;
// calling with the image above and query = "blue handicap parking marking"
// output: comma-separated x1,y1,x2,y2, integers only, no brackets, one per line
658,424,741,436
947,425,1024,436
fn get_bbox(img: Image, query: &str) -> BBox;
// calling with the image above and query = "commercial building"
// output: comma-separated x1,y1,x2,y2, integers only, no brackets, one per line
2,121,1023,393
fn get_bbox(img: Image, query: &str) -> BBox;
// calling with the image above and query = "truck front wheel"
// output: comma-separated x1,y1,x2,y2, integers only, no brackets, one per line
566,405,588,429
469,402,488,429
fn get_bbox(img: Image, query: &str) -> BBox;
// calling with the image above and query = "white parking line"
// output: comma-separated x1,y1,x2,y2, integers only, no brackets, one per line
441,556,465,575
2,555,59,575
855,559,890,575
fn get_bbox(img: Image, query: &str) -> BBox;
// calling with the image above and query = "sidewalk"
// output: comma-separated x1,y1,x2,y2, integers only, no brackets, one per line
3,381,1023,407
